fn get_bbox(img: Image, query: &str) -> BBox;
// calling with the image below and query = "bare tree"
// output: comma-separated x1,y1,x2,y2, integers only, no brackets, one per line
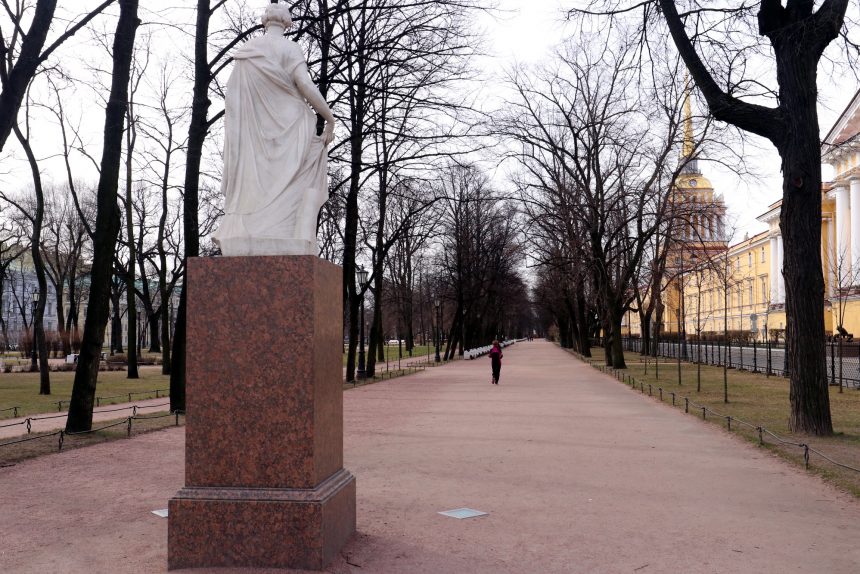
0,0,117,151
66,0,139,433
41,185,90,357
499,35,693,368
576,0,849,433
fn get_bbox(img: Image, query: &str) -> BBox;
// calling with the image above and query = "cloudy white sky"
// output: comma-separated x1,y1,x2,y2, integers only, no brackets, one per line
6,0,856,245
482,0,858,241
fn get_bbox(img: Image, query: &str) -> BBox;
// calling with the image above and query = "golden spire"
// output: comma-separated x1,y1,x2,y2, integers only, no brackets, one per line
682,72,694,159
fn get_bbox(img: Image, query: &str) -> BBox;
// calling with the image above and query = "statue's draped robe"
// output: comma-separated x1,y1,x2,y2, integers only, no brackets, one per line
213,35,327,256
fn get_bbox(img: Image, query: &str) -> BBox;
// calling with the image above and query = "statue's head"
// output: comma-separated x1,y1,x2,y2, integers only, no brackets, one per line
262,3,293,30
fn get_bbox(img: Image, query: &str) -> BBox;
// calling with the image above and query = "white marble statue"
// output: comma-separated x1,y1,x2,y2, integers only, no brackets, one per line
212,3,336,257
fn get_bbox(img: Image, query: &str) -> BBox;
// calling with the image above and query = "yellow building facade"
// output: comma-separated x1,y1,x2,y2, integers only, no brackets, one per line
625,89,860,341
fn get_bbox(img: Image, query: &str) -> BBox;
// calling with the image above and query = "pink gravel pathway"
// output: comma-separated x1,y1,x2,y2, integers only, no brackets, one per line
1,341,859,573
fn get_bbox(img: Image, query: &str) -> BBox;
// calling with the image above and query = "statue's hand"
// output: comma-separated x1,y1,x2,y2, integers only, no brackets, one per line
323,123,335,146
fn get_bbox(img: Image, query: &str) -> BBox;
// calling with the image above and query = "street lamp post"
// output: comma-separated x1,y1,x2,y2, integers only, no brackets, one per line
30,290,39,372
357,265,368,379
434,299,441,362
137,310,142,356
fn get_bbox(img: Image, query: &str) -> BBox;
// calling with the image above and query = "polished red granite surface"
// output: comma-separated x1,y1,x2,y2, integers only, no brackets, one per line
168,256,355,570
184,255,343,488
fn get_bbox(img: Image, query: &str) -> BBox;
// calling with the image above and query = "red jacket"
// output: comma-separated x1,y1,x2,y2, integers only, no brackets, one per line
489,346,503,363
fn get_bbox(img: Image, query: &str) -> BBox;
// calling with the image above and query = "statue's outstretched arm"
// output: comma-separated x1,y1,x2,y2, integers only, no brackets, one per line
293,63,335,145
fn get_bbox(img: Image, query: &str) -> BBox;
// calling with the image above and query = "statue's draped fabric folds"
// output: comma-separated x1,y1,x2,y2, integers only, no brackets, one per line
213,34,328,256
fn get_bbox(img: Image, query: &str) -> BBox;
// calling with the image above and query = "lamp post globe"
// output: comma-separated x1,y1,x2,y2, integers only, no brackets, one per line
357,265,369,380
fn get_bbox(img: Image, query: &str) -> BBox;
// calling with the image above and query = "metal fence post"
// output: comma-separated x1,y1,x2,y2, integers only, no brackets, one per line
753,339,758,373
766,336,771,377
830,339,835,386
728,339,732,369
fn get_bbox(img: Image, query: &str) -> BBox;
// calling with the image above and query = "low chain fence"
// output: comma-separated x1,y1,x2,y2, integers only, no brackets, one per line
618,337,860,389
574,351,860,477
348,363,428,387
0,405,20,418
0,389,170,421
0,400,174,435
0,405,183,454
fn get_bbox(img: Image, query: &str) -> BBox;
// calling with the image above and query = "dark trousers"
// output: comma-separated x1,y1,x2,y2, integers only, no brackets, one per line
492,362,501,382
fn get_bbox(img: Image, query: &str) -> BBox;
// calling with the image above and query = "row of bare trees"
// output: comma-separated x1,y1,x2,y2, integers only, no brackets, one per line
0,0,506,431
504,33,714,370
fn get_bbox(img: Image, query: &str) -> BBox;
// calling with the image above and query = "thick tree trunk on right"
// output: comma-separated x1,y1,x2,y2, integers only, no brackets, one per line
656,0,842,435
776,54,832,434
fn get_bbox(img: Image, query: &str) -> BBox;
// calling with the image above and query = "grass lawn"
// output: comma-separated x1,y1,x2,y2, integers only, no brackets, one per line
0,366,169,419
580,347,860,496
0,411,183,465
342,344,436,366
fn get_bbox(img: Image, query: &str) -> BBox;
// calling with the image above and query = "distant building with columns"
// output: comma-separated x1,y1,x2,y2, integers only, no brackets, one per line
624,89,860,341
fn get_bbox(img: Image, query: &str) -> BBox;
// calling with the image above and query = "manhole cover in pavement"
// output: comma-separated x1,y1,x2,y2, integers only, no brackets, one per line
438,508,488,519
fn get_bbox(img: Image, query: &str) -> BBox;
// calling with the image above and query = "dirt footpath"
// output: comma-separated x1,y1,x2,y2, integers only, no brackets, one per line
0,341,858,573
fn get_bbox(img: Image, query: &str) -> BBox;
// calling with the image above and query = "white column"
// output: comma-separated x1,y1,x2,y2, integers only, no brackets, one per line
829,217,837,296
835,185,850,273
777,234,785,303
769,235,778,302
851,178,860,277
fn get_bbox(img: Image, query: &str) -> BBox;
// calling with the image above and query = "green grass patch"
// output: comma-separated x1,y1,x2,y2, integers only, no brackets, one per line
342,344,436,366
579,347,860,497
0,367,170,419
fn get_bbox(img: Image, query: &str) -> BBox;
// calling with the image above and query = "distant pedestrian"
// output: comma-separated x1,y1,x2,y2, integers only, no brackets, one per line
489,340,503,385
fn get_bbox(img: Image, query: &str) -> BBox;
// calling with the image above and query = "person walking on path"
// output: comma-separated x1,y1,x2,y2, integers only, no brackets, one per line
489,340,503,384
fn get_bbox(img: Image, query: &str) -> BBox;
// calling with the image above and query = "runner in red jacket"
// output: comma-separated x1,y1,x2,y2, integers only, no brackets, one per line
489,340,503,385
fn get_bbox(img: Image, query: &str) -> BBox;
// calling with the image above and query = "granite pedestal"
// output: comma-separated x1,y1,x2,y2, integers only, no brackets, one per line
168,256,356,571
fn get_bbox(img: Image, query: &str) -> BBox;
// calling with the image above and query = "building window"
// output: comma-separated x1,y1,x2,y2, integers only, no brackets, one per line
761,246,766,263
748,283,754,305
761,277,767,302
748,253,752,267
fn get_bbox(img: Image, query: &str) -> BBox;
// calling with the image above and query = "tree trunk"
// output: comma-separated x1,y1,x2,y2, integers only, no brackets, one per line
0,0,57,153
124,180,139,379
575,290,591,357
65,0,139,432
601,314,612,367
111,286,123,354
777,54,832,434
159,299,171,375
367,289,380,378
170,0,210,412
57,293,71,357
13,122,51,394
609,305,626,369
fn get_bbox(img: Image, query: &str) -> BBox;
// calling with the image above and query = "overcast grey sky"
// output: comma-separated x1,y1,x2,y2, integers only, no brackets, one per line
5,0,855,244
483,0,857,241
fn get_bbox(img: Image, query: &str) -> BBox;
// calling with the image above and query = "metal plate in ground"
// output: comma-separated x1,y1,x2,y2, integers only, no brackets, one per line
151,509,168,518
438,507,488,519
